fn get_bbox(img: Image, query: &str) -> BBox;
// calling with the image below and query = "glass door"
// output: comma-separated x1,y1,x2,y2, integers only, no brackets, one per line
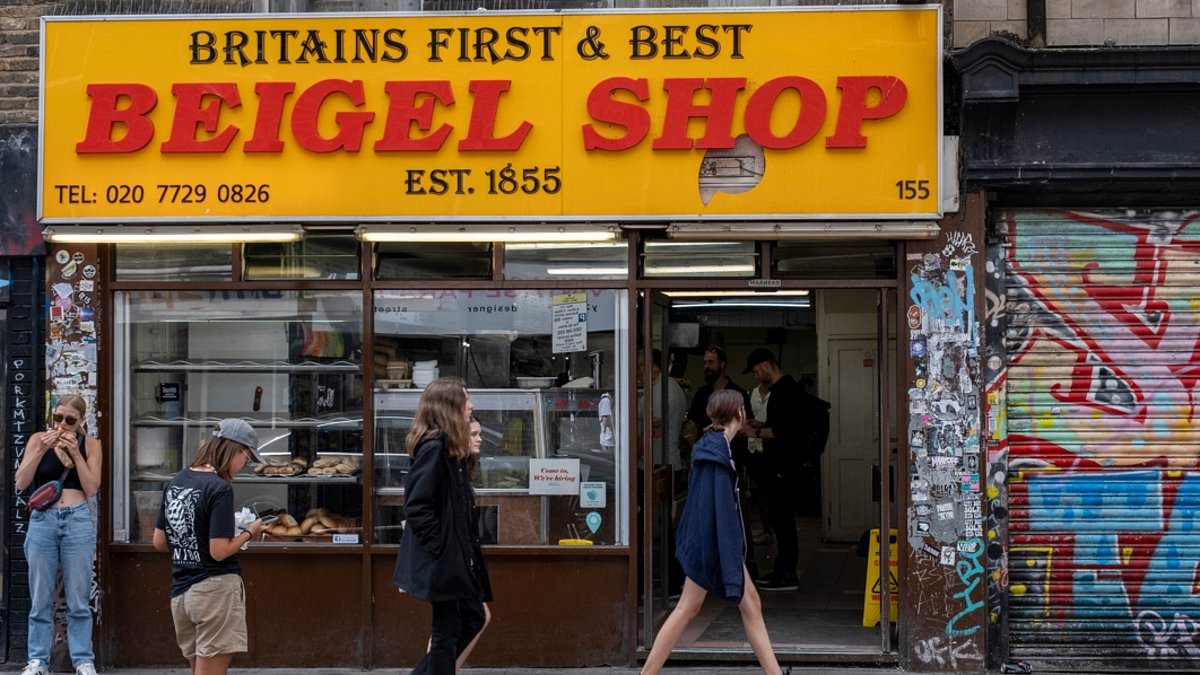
640,290,674,647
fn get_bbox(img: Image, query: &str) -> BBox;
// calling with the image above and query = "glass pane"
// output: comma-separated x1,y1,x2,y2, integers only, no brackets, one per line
114,290,364,546
116,244,232,281
503,242,628,280
642,240,756,278
376,242,491,279
244,235,360,280
774,241,896,279
372,289,629,546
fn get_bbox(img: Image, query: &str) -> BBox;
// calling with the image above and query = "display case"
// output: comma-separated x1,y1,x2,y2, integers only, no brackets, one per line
113,290,365,545
373,387,618,545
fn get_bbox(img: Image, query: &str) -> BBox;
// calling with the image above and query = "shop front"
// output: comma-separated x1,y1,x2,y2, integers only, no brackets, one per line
37,6,954,670
957,39,1200,672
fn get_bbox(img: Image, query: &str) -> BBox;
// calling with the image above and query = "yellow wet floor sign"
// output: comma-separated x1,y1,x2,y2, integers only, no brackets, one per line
862,528,899,627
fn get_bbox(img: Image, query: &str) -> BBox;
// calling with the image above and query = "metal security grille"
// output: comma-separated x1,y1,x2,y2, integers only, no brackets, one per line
49,0,254,14
1001,208,1200,669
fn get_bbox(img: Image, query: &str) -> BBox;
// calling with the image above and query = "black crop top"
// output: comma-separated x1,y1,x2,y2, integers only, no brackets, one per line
32,432,88,492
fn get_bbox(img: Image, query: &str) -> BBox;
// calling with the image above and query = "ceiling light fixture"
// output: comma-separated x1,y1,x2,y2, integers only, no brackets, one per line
673,300,812,310
645,264,756,275
667,221,939,240
358,224,618,243
663,290,810,297
42,225,303,244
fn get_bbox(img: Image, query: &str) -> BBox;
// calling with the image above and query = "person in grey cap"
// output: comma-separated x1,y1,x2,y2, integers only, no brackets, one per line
152,418,266,675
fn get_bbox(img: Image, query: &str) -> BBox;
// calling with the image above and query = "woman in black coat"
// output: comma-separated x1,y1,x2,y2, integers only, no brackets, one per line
394,377,489,675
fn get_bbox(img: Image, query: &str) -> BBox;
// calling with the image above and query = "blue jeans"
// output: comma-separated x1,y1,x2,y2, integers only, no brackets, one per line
25,502,96,667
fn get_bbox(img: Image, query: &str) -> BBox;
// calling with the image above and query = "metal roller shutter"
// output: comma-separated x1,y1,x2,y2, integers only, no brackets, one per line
1001,208,1200,669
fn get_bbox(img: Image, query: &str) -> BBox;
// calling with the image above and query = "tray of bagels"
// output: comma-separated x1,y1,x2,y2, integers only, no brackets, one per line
262,507,360,541
253,455,361,478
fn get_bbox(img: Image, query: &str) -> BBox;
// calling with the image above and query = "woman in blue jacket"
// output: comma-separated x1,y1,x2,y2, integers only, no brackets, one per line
642,389,787,675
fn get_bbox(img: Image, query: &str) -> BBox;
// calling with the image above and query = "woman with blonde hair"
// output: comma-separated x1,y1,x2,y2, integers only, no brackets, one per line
15,394,102,675
642,389,788,675
394,377,488,674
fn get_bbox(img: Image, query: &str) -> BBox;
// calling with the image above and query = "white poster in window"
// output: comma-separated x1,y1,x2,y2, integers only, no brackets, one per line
580,481,606,508
552,292,588,353
529,458,581,495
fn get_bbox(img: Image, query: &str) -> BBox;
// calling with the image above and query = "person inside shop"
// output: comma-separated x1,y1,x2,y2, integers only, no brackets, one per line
641,390,790,675
795,376,831,517
394,377,488,675
685,345,757,577
15,394,103,675
643,348,687,472
741,348,805,591
152,418,267,675
747,362,773,547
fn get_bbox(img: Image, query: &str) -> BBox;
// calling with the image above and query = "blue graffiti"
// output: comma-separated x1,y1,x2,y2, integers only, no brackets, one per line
910,264,976,340
947,537,986,637
1025,471,1200,620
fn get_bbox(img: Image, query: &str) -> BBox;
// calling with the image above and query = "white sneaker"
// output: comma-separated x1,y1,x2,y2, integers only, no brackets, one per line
75,663,98,675
21,660,48,675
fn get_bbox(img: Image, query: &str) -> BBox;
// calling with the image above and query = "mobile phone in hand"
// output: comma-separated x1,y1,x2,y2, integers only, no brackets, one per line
260,515,279,526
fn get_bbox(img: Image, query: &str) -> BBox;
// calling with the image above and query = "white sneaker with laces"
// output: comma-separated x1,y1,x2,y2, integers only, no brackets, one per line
21,660,48,675
76,662,98,675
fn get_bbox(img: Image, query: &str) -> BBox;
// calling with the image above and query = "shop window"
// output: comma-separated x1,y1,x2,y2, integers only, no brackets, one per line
112,290,364,546
641,240,757,278
372,289,630,547
773,241,897,279
244,234,360,280
503,241,628,280
115,244,233,281
375,242,492,279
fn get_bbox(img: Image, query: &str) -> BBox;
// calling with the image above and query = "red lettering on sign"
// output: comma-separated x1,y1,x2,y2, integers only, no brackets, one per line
291,79,374,153
581,77,651,151
374,81,455,152
76,83,158,154
458,80,532,151
161,83,241,153
825,75,908,149
244,82,295,153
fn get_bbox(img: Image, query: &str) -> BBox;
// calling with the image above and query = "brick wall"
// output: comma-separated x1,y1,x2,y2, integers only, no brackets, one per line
955,0,1200,47
1047,0,1200,45
954,0,1028,46
0,3,44,127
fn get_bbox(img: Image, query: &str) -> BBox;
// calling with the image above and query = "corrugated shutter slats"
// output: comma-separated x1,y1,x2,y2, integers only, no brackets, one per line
1001,208,1200,668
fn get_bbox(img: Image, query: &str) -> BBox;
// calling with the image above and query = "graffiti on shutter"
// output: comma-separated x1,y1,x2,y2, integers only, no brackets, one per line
1002,209,1200,665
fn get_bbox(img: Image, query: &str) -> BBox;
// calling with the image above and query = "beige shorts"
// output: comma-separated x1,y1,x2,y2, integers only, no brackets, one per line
170,574,248,659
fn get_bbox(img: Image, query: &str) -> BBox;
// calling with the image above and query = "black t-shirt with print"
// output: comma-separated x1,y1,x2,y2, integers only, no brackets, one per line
156,469,240,597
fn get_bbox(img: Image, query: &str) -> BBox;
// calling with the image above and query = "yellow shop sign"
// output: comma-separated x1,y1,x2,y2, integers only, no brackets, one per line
40,7,941,222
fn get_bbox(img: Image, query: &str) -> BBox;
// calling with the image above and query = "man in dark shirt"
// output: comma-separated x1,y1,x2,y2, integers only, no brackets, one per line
685,345,757,577
741,347,805,590
687,345,752,431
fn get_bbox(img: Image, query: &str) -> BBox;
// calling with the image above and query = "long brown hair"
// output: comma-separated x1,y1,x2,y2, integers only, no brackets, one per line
191,437,247,481
406,377,470,460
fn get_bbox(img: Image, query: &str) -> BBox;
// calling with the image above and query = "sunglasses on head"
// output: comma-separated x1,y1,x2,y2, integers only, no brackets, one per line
53,413,79,426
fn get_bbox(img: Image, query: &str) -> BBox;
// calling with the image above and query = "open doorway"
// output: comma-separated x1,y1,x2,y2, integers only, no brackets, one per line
638,288,898,656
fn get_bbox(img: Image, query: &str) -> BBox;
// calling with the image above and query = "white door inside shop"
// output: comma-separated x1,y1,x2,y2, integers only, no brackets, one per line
818,291,881,541
823,338,879,541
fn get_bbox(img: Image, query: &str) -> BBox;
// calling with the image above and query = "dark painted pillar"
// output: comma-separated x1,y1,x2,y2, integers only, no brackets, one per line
901,191,988,672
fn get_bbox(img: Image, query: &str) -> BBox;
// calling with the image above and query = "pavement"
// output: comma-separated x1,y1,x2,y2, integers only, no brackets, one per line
91,670,905,675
